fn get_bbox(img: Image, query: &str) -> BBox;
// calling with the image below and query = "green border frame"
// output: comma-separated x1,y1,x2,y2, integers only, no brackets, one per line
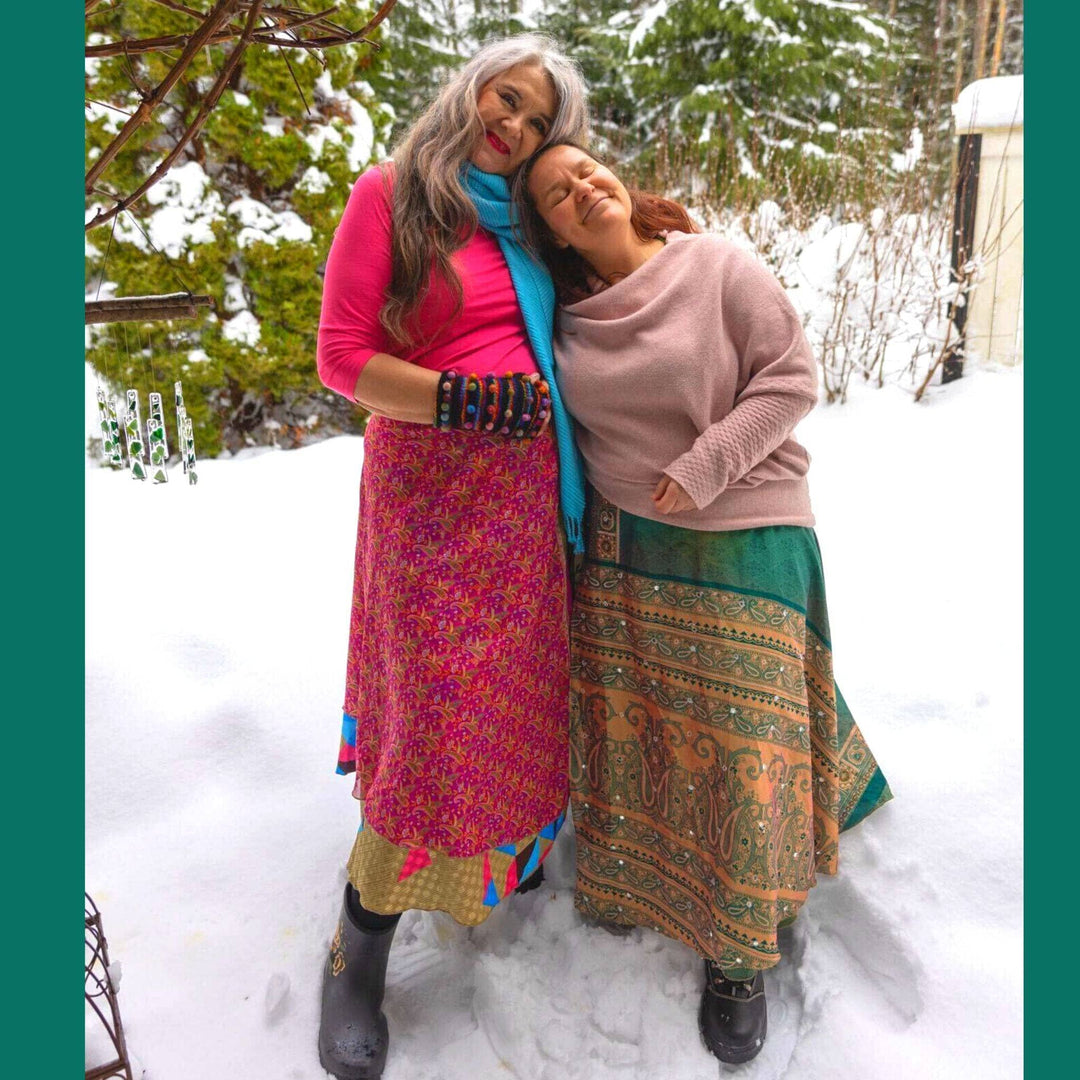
9,7,85,1077
1025,10,1054,1077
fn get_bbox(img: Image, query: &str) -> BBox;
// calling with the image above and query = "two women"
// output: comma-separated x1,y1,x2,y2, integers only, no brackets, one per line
515,141,892,1064
315,35,588,1080
315,33,891,1076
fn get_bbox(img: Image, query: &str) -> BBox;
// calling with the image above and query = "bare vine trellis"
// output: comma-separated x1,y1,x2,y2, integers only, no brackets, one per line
86,0,399,236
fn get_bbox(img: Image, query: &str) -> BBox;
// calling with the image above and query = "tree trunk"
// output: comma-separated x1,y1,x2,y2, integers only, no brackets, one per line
990,0,1009,77
952,1,969,103
973,0,993,80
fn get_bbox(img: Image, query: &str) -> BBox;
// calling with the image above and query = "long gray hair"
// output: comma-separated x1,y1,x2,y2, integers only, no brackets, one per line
381,34,589,347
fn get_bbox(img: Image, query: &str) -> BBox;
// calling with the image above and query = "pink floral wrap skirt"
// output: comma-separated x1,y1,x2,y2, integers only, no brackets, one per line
337,416,570,860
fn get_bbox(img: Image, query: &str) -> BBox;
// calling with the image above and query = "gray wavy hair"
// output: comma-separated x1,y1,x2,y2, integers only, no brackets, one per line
381,34,589,347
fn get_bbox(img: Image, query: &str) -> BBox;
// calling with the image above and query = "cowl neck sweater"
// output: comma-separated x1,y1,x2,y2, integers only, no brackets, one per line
554,230,819,531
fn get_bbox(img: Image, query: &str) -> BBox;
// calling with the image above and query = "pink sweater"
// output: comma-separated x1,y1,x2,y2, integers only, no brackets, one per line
555,231,818,531
317,165,537,400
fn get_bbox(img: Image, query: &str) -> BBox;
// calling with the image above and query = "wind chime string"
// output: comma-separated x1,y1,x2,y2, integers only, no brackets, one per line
93,216,124,468
120,205,204,484
90,205,201,485
137,321,170,485
119,207,199,300
119,323,148,482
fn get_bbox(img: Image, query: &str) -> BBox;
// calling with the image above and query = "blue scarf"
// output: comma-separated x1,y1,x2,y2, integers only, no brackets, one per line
462,164,585,552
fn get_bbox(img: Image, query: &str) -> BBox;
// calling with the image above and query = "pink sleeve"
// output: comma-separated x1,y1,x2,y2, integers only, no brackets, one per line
316,166,395,400
663,248,819,510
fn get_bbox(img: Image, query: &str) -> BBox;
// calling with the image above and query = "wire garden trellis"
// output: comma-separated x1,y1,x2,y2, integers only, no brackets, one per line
85,893,134,1080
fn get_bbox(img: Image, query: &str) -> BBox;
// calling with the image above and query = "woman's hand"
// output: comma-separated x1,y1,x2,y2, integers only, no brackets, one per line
528,373,553,438
652,475,697,514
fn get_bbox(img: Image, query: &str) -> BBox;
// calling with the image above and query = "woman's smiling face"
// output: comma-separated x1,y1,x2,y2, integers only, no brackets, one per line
469,63,556,176
527,145,632,251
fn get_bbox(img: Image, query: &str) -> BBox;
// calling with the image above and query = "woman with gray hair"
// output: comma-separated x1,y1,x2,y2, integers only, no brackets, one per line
315,34,588,1080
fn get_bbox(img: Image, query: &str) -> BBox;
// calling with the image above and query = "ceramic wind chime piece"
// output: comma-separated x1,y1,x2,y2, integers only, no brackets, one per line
108,396,124,468
147,391,169,484
125,389,147,480
174,381,198,485
97,388,123,468
174,381,188,474
181,414,198,485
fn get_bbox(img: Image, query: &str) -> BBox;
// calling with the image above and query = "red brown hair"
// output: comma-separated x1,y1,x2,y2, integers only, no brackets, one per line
514,140,699,304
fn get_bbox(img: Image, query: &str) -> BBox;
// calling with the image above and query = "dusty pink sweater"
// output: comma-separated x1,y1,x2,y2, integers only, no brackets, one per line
317,165,537,400
555,231,818,531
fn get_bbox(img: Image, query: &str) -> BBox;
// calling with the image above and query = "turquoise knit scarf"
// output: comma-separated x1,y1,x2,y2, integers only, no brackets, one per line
462,164,585,552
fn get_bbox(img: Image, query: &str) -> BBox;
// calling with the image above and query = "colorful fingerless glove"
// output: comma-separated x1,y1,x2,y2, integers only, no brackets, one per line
434,371,551,439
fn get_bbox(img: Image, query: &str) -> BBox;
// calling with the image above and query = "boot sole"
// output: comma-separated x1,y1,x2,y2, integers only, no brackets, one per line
697,994,768,1065
318,1041,386,1080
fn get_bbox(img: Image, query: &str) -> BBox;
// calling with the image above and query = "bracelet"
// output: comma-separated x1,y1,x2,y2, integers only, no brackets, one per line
435,371,550,439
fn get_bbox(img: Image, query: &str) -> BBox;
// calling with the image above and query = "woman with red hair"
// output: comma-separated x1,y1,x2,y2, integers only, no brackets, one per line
516,142,892,1066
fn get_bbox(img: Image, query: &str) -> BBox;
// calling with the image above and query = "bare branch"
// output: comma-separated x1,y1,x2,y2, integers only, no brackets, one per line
87,1,267,232
148,0,211,20
87,2,396,58
85,1,400,231
85,0,243,194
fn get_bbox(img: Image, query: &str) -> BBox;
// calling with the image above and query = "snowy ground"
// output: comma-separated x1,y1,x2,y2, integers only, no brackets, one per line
85,364,1023,1079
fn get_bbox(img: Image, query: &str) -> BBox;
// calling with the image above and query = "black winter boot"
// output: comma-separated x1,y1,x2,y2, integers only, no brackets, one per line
318,886,400,1080
698,961,768,1065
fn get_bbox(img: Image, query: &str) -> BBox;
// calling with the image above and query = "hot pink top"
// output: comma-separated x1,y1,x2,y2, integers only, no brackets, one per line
316,165,538,400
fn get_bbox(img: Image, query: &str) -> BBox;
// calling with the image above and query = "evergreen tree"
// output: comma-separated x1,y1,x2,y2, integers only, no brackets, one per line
618,0,900,201
372,1,475,145
85,4,393,454
469,0,537,44
863,0,1024,200
539,1,645,150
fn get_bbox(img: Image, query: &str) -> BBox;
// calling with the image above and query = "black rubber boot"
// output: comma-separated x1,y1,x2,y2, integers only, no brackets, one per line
698,961,768,1065
318,886,400,1080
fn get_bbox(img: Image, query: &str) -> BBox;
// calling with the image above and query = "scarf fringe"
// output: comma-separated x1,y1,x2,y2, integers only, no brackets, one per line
564,511,583,553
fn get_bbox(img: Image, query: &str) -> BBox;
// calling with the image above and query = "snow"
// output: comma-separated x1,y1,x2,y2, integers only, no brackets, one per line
115,161,225,259
221,309,261,347
890,127,924,173
298,167,333,195
228,196,313,249
86,363,1022,1078
953,75,1024,133
628,1,669,57
85,98,126,136
223,277,248,315
310,71,377,173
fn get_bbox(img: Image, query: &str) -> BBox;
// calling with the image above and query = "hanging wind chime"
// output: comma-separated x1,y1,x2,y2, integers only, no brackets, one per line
93,352,199,486
89,212,206,487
